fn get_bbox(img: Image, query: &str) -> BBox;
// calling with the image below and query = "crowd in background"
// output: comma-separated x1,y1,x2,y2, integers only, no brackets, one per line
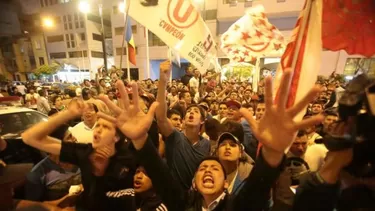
0,62,357,211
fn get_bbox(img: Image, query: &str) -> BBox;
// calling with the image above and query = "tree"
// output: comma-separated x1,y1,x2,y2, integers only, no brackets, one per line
33,63,61,78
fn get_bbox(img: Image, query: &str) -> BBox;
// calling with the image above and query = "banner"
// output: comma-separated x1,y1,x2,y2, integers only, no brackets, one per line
220,5,285,63
128,0,216,72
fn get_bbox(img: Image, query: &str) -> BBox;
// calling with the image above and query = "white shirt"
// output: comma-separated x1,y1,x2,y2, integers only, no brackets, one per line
304,144,328,171
202,192,226,211
69,122,96,143
189,77,199,92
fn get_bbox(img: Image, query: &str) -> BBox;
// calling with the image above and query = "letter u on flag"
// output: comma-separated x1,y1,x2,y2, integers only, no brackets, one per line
274,0,322,121
125,17,136,66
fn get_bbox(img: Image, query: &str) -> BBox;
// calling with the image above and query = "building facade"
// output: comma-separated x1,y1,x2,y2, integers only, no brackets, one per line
29,0,113,82
110,0,374,80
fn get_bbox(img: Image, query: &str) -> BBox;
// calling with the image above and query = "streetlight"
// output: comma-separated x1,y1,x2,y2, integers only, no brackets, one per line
42,17,54,28
78,1,90,14
41,17,55,65
79,1,108,71
118,2,125,13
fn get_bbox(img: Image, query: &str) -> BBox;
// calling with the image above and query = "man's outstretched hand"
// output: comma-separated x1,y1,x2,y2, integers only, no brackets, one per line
240,69,324,166
98,81,158,147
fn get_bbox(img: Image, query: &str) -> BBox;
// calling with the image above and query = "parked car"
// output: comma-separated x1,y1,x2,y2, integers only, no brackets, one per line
0,106,48,165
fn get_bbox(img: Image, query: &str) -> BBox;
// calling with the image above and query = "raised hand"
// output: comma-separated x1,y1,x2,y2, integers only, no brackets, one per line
98,80,158,142
67,98,86,117
159,60,171,82
240,69,324,164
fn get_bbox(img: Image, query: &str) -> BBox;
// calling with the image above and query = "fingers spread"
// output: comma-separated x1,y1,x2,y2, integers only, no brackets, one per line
240,108,258,131
97,112,117,124
287,85,321,117
131,82,139,108
276,69,293,110
98,95,122,116
264,75,273,110
116,80,130,109
293,114,324,131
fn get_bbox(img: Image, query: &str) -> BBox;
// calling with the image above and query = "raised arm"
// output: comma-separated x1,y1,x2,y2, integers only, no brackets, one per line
134,135,186,210
233,69,324,210
22,99,84,155
155,61,174,137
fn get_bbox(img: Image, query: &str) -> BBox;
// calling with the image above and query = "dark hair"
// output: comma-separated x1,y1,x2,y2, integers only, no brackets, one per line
82,88,90,100
218,101,227,107
38,90,45,97
167,109,182,119
204,118,222,141
297,130,306,137
68,89,77,98
324,110,338,117
179,90,190,100
221,120,244,144
196,156,227,179
83,79,89,83
186,104,206,121
87,103,99,113
51,95,61,105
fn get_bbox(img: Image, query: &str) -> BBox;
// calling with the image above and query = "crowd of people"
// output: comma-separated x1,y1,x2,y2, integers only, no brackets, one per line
1,61,369,211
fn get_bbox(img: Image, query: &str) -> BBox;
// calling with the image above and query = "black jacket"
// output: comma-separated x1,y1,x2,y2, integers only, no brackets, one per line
137,137,285,211
292,172,339,211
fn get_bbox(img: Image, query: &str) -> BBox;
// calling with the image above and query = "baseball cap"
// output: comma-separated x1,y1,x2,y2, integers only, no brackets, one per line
0,162,33,187
226,100,241,109
217,132,241,147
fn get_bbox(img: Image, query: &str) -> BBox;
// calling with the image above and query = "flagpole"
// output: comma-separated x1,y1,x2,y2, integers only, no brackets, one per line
168,48,172,83
145,27,150,79
120,0,131,79
126,43,131,81
253,57,260,93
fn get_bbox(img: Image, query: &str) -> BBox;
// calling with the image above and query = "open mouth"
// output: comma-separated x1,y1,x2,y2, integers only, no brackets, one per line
134,180,142,188
202,175,214,188
224,151,231,156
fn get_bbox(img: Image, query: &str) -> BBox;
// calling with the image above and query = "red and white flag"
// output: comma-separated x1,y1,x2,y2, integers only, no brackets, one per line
274,0,323,120
220,5,285,63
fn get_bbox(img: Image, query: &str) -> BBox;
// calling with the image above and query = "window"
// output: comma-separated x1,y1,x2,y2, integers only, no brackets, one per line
205,10,217,20
91,51,104,58
34,40,41,49
343,58,375,78
47,35,64,42
39,57,45,65
80,33,86,41
115,27,124,36
63,14,73,30
92,33,103,42
73,12,84,29
131,25,137,34
65,33,75,48
69,51,87,58
116,47,126,55
148,31,166,46
113,6,118,14
50,52,66,59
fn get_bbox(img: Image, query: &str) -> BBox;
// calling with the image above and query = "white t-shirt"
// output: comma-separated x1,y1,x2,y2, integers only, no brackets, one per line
69,122,95,143
189,77,199,92
304,144,328,171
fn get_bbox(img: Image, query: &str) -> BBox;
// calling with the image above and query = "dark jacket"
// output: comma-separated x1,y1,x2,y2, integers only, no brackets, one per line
292,172,339,211
137,137,285,211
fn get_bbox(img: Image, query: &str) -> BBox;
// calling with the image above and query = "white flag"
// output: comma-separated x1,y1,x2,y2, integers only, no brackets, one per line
128,0,216,73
